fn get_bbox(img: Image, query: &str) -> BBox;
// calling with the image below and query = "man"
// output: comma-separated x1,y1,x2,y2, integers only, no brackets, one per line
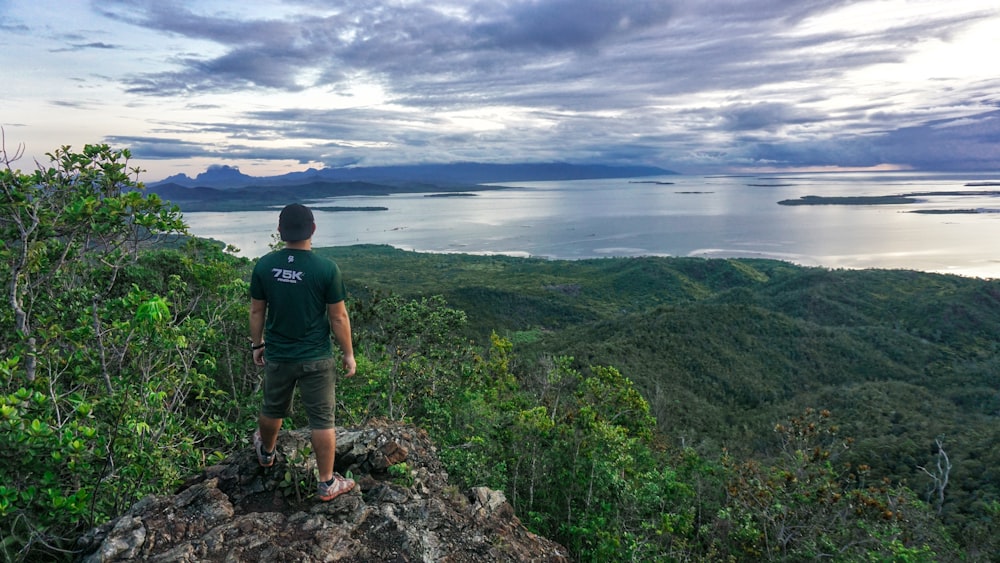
249,203,358,501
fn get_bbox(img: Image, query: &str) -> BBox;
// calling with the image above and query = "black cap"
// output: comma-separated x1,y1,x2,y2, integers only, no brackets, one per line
278,204,314,242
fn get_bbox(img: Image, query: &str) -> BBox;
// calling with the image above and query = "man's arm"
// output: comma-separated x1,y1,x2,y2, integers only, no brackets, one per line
250,298,267,366
328,301,356,377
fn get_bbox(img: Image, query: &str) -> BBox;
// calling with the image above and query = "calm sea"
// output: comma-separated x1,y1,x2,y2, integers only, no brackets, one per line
182,172,1000,279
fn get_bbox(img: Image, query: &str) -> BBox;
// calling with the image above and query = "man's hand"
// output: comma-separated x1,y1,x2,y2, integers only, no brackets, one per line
253,347,266,366
342,354,357,377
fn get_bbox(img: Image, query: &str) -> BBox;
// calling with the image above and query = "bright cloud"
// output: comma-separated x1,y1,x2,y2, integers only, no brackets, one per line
1,0,998,179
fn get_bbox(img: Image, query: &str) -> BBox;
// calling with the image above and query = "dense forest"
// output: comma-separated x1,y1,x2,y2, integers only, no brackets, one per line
2,145,998,561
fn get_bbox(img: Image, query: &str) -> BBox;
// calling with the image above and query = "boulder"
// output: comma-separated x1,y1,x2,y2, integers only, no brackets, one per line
77,421,568,562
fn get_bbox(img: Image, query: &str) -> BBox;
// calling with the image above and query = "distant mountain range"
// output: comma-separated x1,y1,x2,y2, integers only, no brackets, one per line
150,162,678,190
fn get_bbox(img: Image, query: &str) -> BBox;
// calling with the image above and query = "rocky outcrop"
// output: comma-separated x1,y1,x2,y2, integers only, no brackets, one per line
77,421,568,562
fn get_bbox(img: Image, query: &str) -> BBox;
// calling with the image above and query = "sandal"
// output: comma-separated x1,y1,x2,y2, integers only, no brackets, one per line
317,474,355,501
253,430,276,468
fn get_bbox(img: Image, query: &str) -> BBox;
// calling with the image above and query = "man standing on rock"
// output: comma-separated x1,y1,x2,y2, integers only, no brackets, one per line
249,203,357,501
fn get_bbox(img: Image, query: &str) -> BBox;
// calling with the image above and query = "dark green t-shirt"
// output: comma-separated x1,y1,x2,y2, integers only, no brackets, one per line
250,248,347,362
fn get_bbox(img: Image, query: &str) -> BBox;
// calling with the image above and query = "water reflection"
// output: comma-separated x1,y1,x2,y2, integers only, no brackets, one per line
181,173,1000,279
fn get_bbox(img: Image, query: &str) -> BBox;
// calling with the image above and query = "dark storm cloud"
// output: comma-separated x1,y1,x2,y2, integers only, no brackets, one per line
473,0,674,51
745,138,884,169
244,107,449,139
50,41,121,53
0,0,29,33
104,136,216,159
719,103,825,132
0,22,29,32
98,1,674,99
740,108,1000,170
874,109,1000,171
97,1,345,93
50,100,91,109
105,132,361,165
74,41,118,49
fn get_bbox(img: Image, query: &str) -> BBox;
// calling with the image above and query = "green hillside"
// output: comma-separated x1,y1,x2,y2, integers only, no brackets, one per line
320,244,1000,551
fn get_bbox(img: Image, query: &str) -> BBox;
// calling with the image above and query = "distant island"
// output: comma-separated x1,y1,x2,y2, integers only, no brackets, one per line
145,161,678,213
151,162,679,190
144,180,495,212
910,208,1000,214
778,195,918,205
778,190,1000,207
313,206,388,212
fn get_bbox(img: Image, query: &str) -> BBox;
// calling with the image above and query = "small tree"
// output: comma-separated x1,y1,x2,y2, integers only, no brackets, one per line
917,437,952,515
1,140,186,382
356,293,469,422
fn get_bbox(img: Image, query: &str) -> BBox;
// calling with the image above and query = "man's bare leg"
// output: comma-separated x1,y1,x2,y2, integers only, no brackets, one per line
257,414,283,453
312,427,336,482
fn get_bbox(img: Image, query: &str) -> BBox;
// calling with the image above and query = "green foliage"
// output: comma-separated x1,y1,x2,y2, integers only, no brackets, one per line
388,462,414,487
441,353,676,561
0,388,101,555
329,244,994,561
318,246,788,338
3,139,996,561
1,143,255,561
715,409,953,560
278,445,312,503
350,293,472,425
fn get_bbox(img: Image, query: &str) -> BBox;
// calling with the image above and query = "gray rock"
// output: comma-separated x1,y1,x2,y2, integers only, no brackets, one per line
77,422,568,562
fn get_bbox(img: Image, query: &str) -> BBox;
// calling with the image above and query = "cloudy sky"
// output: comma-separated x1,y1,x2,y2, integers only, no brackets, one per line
2,0,999,181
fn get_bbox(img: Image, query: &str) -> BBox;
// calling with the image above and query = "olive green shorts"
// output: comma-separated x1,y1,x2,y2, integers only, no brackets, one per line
261,357,337,429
